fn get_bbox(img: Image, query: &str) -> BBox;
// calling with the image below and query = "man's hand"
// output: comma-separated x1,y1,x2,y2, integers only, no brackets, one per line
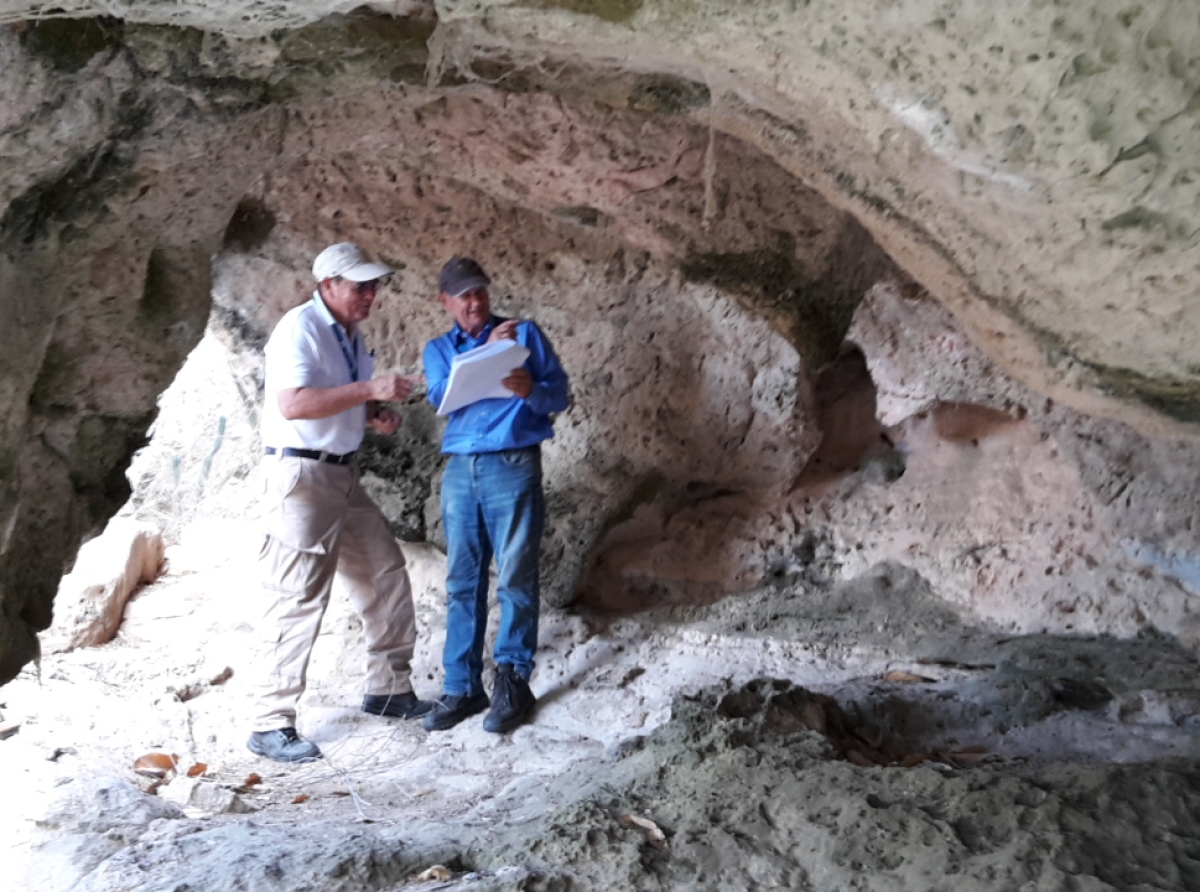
488,319,521,343
368,374,416,402
278,374,419,422
369,406,402,435
502,368,533,399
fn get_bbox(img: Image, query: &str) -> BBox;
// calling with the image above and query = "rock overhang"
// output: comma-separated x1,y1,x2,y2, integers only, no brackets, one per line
3,2,1198,427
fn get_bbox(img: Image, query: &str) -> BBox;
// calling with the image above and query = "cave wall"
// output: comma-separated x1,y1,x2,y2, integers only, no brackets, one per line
2,2,1199,684
172,85,884,610
0,23,296,680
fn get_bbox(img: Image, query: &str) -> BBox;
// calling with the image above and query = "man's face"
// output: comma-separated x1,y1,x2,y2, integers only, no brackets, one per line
322,277,380,326
441,286,491,337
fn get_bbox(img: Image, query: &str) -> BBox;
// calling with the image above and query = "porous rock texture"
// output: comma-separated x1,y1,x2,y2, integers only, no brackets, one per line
8,529,1200,891
3,0,1200,682
2,2,1200,889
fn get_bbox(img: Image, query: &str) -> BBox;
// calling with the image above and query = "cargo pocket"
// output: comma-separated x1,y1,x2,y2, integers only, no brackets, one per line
263,460,337,554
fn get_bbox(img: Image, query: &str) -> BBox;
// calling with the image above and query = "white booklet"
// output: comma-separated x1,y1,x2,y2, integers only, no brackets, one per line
436,339,531,416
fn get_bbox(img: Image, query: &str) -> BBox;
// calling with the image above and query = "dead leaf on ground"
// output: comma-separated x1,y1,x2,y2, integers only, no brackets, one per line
882,670,934,683
900,752,930,768
291,794,309,804
411,865,452,881
330,790,350,797
800,701,827,733
945,747,991,767
845,749,875,768
209,667,233,686
171,684,204,702
620,814,669,851
0,722,19,741
233,772,264,793
134,752,179,778
186,762,208,778
852,727,884,750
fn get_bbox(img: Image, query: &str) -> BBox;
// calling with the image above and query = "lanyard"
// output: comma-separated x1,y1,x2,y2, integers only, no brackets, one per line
313,295,359,382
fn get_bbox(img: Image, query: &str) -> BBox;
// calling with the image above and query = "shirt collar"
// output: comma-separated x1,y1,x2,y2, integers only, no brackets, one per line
452,315,498,347
311,291,357,336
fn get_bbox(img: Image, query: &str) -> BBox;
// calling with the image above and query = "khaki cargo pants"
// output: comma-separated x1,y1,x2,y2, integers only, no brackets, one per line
252,456,417,732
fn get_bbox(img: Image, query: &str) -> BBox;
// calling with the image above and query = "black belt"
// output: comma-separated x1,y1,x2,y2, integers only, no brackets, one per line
264,447,356,465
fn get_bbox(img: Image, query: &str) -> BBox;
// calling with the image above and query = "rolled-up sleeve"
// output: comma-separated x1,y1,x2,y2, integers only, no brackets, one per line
424,338,453,412
521,321,570,416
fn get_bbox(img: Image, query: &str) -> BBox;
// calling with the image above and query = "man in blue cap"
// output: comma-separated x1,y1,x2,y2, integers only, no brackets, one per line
422,257,570,733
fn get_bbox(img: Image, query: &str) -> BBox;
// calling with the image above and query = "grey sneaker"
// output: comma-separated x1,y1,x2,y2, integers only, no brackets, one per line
483,664,536,734
422,691,490,732
362,691,435,719
247,727,322,763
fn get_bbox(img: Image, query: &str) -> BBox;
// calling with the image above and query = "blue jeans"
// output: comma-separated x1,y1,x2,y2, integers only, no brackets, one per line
440,447,544,695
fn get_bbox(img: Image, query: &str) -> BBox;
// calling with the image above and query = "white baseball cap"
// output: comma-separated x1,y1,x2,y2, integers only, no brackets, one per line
312,242,393,282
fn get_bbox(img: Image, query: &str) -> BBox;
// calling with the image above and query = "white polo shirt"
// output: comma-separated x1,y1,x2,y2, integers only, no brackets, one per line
260,293,375,455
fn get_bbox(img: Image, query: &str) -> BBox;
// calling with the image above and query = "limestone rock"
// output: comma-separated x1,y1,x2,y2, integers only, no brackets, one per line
23,776,184,892
42,518,164,654
158,776,256,815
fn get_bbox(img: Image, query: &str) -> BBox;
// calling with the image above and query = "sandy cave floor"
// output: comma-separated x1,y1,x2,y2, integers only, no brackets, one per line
5,520,1200,891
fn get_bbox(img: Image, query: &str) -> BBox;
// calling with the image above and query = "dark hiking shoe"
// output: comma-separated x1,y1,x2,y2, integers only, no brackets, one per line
483,664,536,734
362,691,435,719
247,727,322,763
422,691,490,731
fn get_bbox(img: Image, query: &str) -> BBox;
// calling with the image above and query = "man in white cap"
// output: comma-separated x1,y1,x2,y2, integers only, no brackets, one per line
248,242,433,764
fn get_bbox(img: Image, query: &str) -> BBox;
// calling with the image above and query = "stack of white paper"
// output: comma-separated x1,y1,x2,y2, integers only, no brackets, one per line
436,339,531,416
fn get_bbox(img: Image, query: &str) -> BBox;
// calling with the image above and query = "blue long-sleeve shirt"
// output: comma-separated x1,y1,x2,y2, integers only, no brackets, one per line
424,316,570,454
